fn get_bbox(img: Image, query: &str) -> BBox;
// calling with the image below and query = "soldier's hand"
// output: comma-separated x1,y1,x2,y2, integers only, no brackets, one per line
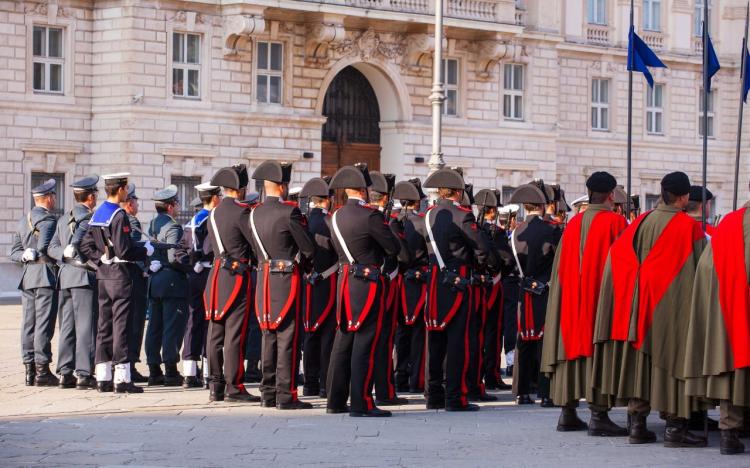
149,260,162,273
63,244,76,259
21,248,38,262
193,262,205,274
144,240,155,257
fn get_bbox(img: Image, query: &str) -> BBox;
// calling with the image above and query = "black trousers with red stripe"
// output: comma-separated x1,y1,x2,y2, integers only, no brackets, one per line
394,318,426,392
374,284,398,401
303,314,336,396
466,286,486,397
425,301,470,408
260,304,301,405
326,292,384,414
207,293,251,397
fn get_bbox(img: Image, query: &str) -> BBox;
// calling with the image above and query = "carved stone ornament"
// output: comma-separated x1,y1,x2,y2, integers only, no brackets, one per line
306,22,346,66
25,2,72,22
475,40,525,79
167,11,208,31
330,28,404,63
223,14,266,57
401,33,435,73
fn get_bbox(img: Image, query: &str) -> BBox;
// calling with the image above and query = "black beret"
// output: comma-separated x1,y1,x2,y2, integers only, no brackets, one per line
689,185,714,202
474,189,498,208
369,171,389,194
408,178,426,200
31,178,56,196
252,161,292,184
613,185,628,204
329,164,372,190
661,171,691,196
586,171,617,193
423,169,464,190
211,164,248,190
71,175,99,192
392,181,421,202
300,177,330,198
509,184,548,205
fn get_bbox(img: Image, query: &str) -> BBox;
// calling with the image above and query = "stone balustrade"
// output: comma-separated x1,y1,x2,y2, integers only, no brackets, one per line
641,30,664,50
309,0,517,23
586,23,610,46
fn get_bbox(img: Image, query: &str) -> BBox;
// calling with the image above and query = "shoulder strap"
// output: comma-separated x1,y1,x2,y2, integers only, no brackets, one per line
332,210,355,264
249,208,269,261
510,229,525,278
209,209,225,255
425,209,446,271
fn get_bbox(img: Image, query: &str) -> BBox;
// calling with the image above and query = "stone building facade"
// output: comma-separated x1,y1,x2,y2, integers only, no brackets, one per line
1,0,749,293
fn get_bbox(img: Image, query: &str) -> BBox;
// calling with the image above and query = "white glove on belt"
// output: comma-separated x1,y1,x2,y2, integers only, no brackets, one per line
144,240,155,257
149,260,162,273
193,262,205,274
63,244,76,259
22,248,38,262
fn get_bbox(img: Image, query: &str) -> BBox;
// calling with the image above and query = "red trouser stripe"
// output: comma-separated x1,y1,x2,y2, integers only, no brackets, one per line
289,290,300,401
460,286,471,407
363,279,385,411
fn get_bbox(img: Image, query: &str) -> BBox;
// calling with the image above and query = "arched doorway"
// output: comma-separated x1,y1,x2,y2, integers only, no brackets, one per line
321,66,381,177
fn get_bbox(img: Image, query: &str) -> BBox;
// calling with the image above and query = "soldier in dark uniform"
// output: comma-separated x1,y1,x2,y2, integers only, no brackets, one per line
80,173,152,393
300,178,338,398
499,204,520,379
203,164,261,403
121,184,149,383
145,185,191,386
325,164,401,417
250,161,316,409
10,179,60,386
392,179,429,394
369,171,411,407
421,169,497,411
48,175,99,389
509,182,561,406
181,182,221,388
241,191,263,385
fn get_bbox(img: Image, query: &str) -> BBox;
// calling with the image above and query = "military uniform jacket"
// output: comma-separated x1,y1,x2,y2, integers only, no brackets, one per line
397,211,428,325
48,203,96,289
204,197,255,321
423,199,497,330
148,213,190,299
250,196,315,330
80,201,149,282
304,208,338,332
330,198,401,331
10,206,58,290
183,208,213,267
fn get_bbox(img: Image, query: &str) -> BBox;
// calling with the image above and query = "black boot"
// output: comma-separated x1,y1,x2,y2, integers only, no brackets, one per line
76,375,97,390
58,373,77,389
130,363,148,383
163,364,183,387
147,364,164,386
24,363,35,386
588,409,628,437
115,381,144,394
183,376,201,388
664,417,707,448
721,429,746,455
557,406,588,432
516,394,534,405
376,396,410,406
96,381,114,393
628,414,657,444
34,364,60,387
468,392,498,402
209,382,225,402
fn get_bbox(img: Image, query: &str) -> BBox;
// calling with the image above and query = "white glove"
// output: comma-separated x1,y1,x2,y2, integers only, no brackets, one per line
63,244,76,259
149,260,162,273
193,262,205,274
22,248,37,262
144,240,155,257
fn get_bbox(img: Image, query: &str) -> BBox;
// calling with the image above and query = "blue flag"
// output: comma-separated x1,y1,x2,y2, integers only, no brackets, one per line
706,33,721,92
627,26,667,88
743,49,750,103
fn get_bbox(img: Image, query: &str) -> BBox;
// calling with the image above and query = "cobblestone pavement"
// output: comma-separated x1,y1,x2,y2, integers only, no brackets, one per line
0,305,747,467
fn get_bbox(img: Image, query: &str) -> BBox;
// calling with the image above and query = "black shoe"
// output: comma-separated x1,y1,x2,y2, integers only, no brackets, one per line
588,410,628,437
225,392,261,403
688,411,719,432
34,364,60,387
147,364,164,386
376,397,409,406
115,382,144,394
303,386,320,397
516,395,534,405
130,363,148,383
278,400,313,410
96,381,114,393
76,375,97,390
721,429,746,455
164,364,183,387
183,376,201,389
350,407,392,417
426,400,446,410
468,393,498,402
209,389,225,402
557,407,589,432
629,414,657,444
24,363,35,386
260,399,276,408
319,389,327,398
59,373,76,389
496,380,512,391
326,406,350,414
664,418,708,448
540,398,556,408
446,403,480,412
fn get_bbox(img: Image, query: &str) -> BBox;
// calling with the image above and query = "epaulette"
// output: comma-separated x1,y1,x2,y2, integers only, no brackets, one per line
234,199,250,208
457,206,472,213
417,212,426,217
282,200,298,207
90,201,123,228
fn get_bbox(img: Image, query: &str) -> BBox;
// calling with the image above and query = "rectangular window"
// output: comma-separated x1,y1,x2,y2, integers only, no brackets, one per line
591,78,610,131
32,26,64,93
695,0,711,37
646,84,664,135
503,64,524,120
699,89,715,138
172,32,201,98
587,0,607,24
442,58,459,116
256,41,283,104
30,172,65,218
643,0,661,31
171,175,202,225
645,193,660,211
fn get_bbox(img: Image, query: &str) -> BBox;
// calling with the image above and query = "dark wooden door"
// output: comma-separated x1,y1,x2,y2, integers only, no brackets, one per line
321,66,381,178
